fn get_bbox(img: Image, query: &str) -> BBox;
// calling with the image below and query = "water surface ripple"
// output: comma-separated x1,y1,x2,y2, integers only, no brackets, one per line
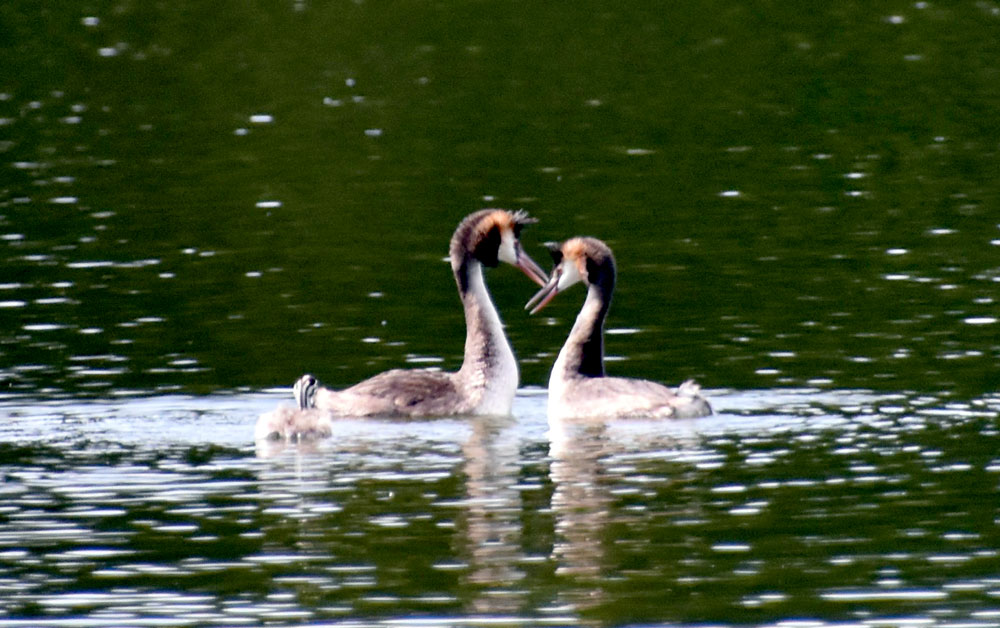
2,389,999,626
3,0,1000,625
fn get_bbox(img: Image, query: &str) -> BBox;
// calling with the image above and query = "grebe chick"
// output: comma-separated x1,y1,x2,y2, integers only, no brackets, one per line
286,209,547,426
526,237,711,421
255,374,330,441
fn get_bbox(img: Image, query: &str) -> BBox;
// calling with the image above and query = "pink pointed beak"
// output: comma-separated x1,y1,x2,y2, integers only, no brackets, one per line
514,246,549,287
525,270,561,314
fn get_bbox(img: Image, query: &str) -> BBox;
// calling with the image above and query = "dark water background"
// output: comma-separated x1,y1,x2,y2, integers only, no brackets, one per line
2,1,1000,626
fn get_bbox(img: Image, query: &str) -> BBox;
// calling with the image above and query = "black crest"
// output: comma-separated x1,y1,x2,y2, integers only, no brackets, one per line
544,241,563,266
473,224,502,267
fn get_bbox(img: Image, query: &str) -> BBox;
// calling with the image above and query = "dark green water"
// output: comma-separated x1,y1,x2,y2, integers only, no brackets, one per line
1,1,999,626
3,391,1000,626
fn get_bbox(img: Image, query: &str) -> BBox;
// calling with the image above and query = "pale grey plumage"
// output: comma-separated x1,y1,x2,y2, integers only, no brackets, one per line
528,237,712,421
255,209,547,441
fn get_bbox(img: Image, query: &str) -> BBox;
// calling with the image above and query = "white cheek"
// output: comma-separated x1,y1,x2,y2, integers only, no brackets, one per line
556,261,583,290
497,231,518,265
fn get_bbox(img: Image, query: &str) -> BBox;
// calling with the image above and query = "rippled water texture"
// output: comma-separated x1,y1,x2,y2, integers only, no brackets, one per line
2,0,1000,625
2,0,999,398
2,390,1000,626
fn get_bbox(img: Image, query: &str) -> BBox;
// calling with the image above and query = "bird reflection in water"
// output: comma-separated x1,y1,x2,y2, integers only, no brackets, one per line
458,414,529,615
547,417,707,619
548,418,612,612
252,412,538,618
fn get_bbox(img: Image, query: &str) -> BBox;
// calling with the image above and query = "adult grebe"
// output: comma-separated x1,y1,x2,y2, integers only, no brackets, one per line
255,209,547,440
526,237,711,421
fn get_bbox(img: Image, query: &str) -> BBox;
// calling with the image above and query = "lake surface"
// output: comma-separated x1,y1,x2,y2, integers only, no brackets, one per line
2,0,999,625
2,390,1000,626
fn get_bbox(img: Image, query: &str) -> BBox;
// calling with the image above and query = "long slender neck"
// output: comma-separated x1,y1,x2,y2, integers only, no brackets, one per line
553,283,610,380
453,257,517,384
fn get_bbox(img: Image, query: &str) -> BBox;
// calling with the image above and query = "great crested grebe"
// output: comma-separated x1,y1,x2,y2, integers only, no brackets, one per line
526,237,711,421
254,373,331,442
255,209,548,440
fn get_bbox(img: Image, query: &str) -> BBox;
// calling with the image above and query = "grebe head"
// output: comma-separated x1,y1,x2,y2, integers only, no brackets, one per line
526,237,616,314
294,374,318,409
450,209,548,287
